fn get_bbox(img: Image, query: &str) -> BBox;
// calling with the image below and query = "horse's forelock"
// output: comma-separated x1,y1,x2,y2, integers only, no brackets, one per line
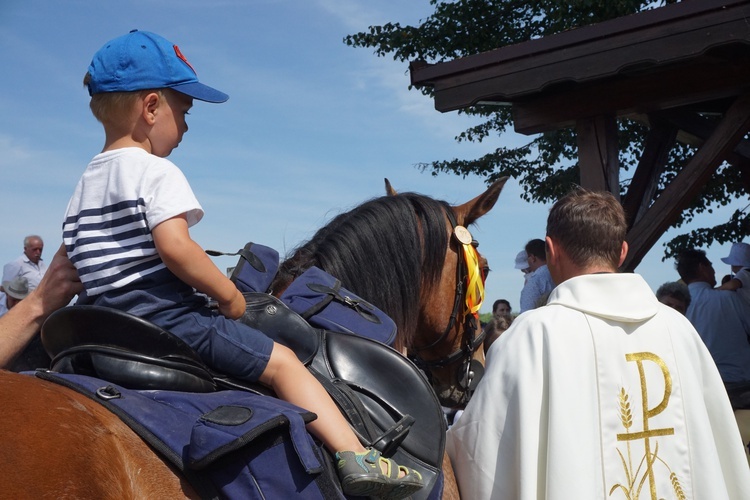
275,193,450,347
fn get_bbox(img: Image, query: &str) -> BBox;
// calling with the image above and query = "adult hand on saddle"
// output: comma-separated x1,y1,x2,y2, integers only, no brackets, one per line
38,244,83,310
219,289,246,320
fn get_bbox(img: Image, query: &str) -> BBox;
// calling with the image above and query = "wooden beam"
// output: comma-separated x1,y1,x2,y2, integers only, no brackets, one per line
576,115,620,199
621,119,678,226
510,61,750,135
622,91,750,271
662,109,750,161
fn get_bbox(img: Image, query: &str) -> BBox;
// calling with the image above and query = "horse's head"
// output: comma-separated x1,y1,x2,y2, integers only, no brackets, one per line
273,178,506,408
387,178,507,408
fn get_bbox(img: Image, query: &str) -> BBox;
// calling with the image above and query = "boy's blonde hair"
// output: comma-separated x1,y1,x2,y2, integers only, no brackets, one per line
83,72,162,126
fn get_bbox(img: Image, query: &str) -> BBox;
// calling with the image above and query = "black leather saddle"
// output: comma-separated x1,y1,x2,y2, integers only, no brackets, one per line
41,298,445,499
42,305,217,392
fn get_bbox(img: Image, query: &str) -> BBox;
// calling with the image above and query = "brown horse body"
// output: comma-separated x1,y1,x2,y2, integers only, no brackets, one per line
0,180,504,498
0,370,197,499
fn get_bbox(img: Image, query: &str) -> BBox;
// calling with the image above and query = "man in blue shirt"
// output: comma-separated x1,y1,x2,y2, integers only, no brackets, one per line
519,238,555,312
676,248,750,408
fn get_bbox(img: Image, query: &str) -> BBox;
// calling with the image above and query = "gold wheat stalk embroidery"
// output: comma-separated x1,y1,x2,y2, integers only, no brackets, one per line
611,388,636,499
610,389,674,499
670,472,686,500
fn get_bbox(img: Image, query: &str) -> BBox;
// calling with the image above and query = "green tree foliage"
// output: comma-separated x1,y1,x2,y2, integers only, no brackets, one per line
345,0,749,258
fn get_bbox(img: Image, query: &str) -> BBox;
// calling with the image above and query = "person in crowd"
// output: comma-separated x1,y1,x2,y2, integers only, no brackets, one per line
492,299,511,318
2,235,47,291
519,238,555,312
514,249,530,279
62,30,421,499
3,274,49,372
1,276,29,312
655,281,691,315
717,242,750,306
447,188,749,499
676,248,750,407
0,245,81,368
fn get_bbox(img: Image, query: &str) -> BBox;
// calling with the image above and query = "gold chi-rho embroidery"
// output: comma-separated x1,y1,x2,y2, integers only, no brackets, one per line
612,352,680,500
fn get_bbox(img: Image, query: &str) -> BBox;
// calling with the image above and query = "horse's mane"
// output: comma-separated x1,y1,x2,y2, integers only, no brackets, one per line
272,192,451,348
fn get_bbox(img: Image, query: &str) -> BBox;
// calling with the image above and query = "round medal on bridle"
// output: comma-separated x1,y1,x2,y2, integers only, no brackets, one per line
454,225,473,245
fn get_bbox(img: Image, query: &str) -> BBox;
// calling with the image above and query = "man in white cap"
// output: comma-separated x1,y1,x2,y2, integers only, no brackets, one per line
718,242,750,306
514,250,530,279
677,248,750,408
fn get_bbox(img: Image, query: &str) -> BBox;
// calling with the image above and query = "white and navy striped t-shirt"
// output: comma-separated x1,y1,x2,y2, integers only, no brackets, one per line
63,148,203,297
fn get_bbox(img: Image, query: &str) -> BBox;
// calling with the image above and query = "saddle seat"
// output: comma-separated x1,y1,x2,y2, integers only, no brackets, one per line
42,305,218,393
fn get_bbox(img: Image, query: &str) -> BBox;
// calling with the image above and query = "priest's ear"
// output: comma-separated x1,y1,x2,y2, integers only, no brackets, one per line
545,236,565,286
618,241,629,268
545,236,559,266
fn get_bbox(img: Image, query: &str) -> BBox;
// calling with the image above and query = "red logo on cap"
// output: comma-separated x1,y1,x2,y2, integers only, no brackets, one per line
173,45,196,73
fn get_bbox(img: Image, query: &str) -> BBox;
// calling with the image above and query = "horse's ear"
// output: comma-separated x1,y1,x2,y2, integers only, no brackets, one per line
455,177,508,226
385,178,398,196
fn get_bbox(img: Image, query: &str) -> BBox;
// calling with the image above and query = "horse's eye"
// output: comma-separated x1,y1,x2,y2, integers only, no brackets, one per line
483,266,491,277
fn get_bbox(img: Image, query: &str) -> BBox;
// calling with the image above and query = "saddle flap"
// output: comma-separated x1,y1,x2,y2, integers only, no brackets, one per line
239,293,320,365
309,330,446,498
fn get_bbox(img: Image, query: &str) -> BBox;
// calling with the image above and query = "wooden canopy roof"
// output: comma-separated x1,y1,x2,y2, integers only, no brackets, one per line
410,0,750,270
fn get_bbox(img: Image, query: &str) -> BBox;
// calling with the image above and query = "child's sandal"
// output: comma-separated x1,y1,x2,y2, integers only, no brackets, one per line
335,448,423,499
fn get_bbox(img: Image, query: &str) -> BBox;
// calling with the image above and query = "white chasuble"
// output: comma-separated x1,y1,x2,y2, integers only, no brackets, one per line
447,273,750,500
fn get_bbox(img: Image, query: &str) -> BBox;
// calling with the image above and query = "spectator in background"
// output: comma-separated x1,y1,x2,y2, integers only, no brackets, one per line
1,277,30,313
0,277,31,319
519,238,555,313
655,281,691,315
2,235,47,291
492,299,512,318
717,242,750,306
676,248,750,408
485,299,514,352
514,250,530,280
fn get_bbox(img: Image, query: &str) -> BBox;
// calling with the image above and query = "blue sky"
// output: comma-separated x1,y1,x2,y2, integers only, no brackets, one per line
0,0,746,313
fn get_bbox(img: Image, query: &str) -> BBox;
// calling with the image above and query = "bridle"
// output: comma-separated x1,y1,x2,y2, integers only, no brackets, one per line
408,208,486,405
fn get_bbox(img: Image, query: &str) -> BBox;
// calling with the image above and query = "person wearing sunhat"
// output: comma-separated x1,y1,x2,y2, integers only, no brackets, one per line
718,242,750,306
514,249,530,278
1,276,29,312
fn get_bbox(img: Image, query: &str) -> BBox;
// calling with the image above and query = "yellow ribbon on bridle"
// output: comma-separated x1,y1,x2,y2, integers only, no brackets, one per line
454,226,484,317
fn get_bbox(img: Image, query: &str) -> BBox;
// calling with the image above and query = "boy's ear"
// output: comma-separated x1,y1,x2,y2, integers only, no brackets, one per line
143,92,161,124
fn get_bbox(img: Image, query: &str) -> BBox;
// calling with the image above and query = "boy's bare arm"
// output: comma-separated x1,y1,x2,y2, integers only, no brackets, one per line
152,215,245,319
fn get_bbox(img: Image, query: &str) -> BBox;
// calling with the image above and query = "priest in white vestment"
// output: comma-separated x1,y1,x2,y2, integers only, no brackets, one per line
447,189,750,499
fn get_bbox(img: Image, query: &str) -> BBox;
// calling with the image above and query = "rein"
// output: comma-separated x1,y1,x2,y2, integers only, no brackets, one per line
408,208,486,402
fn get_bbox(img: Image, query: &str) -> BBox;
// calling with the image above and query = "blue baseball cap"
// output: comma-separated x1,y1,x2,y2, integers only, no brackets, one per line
87,30,228,103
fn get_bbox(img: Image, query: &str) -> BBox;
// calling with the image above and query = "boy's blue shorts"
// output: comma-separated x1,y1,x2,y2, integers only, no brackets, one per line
150,304,274,383
85,271,274,383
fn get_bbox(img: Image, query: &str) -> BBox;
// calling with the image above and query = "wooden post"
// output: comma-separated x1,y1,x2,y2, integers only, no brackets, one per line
576,115,620,200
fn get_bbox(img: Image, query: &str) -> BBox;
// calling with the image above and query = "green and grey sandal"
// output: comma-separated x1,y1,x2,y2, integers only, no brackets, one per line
335,448,424,499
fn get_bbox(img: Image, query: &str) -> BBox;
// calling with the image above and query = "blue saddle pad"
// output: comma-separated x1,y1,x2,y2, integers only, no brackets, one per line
34,371,345,500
